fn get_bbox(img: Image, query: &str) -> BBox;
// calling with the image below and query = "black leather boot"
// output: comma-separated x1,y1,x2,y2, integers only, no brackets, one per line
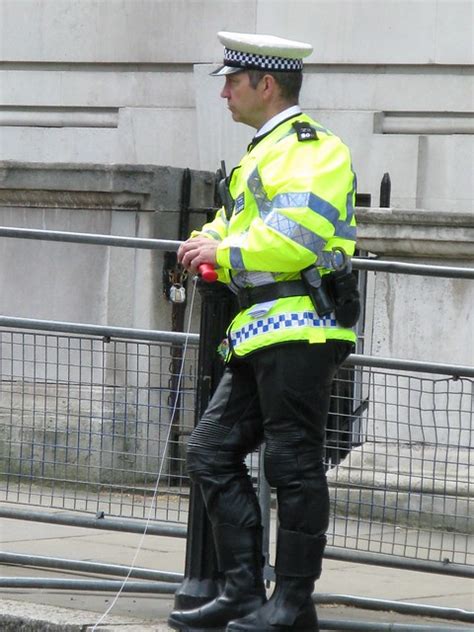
168,525,266,631
226,529,326,632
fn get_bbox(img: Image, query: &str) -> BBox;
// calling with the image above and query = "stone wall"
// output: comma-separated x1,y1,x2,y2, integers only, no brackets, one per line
0,161,211,483
332,209,473,533
0,1,472,503
0,0,472,212
0,161,214,327
357,208,474,366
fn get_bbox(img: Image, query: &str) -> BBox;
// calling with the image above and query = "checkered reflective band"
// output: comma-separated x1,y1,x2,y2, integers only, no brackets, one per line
229,311,337,350
224,47,303,72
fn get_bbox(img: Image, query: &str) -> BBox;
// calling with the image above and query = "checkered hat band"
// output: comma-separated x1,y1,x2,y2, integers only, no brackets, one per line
224,48,303,72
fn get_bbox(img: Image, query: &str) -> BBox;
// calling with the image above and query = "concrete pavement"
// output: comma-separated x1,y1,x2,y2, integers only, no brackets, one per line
0,506,472,631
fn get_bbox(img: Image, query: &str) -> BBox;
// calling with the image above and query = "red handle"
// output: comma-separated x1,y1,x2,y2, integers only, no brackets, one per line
198,263,218,283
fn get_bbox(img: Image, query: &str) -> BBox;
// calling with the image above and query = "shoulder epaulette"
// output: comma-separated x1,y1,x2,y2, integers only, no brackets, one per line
292,121,318,142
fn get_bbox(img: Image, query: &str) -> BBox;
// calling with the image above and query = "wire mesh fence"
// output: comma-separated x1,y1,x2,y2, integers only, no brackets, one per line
0,330,197,524
326,365,472,567
0,327,472,569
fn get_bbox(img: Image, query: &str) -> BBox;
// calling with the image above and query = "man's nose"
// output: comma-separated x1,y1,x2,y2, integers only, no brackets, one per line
220,83,230,98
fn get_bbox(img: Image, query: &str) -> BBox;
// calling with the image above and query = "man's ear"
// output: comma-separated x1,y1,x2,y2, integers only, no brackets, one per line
261,74,277,99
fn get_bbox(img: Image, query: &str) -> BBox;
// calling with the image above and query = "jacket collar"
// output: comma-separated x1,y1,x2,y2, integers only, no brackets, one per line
247,106,303,152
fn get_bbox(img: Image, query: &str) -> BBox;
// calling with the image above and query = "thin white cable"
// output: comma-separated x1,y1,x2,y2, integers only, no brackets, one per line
91,277,198,631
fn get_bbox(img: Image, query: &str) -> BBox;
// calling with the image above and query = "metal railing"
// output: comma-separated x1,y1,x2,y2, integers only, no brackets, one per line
0,225,473,629
0,327,196,523
0,319,472,572
1,225,473,279
0,320,472,630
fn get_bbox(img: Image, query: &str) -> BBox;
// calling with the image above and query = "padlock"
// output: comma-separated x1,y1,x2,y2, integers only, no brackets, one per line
170,283,186,304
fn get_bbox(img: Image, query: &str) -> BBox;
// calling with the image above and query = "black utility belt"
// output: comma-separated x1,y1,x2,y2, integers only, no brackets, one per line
237,280,319,310
236,273,361,329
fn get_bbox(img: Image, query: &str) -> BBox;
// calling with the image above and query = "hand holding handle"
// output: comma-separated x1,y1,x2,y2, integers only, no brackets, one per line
198,263,218,283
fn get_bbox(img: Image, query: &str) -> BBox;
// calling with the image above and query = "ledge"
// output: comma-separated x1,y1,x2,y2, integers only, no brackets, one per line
355,207,474,259
0,161,215,212
328,443,472,533
0,163,472,259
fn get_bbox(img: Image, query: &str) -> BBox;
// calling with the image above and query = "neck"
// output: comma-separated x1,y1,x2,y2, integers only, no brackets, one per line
255,102,296,130
253,104,301,138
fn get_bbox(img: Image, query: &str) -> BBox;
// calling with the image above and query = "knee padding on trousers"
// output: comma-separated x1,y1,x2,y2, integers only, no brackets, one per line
186,417,236,483
187,415,232,453
185,447,214,484
264,441,324,487
186,445,249,485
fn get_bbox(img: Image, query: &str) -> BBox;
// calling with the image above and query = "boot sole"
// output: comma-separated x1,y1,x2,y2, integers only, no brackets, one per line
226,625,319,632
168,617,225,632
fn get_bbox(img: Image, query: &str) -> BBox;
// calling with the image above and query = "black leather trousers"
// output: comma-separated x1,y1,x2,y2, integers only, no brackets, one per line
187,340,351,536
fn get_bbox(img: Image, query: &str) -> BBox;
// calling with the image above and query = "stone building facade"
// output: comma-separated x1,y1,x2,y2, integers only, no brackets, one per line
0,0,472,362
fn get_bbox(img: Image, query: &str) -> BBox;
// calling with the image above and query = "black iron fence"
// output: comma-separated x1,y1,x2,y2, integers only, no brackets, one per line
0,225,472,631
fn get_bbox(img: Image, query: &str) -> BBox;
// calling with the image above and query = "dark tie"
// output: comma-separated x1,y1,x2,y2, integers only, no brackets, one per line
247,137,258,152
247,131,271,153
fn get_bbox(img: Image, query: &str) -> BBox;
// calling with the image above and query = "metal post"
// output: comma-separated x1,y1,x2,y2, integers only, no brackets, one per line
173,280,236,609
355,192,371,207
379,172,391,207
166,169,192,486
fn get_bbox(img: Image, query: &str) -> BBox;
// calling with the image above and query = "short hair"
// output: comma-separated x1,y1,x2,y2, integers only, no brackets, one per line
246,69,303,103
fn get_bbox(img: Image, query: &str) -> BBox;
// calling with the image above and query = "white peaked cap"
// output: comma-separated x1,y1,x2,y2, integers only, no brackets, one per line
211,31,313,76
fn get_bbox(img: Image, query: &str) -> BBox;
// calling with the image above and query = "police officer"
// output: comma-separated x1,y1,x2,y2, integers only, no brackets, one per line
168,31,358,632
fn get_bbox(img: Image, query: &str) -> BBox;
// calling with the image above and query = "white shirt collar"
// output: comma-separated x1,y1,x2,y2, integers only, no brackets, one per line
255,105,302,138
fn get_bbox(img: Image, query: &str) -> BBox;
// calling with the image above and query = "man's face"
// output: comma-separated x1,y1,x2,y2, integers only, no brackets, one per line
220,72,265,129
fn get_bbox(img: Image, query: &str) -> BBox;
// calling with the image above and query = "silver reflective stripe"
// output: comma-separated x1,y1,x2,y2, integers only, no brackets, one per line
265,210,326,257
202,229,222,241
318,251,335,269
274,191,336,223
219,208,230,225
230,247,245,269
273,192,355,240
247,167,272,219
248,168,355,240
231,270,276,288
345,166,357,228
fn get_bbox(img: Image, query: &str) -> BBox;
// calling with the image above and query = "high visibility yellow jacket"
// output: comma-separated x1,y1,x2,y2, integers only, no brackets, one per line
193,113,357,357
